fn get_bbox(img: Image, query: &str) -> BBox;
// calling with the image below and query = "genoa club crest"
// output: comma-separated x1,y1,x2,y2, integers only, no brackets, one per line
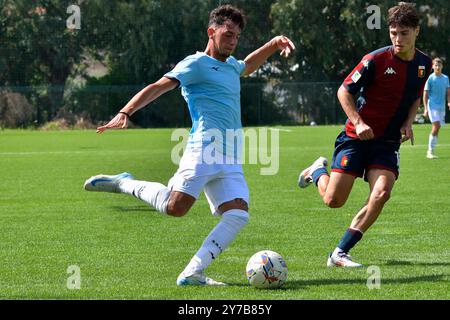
418,66,426,78
340,155,349,167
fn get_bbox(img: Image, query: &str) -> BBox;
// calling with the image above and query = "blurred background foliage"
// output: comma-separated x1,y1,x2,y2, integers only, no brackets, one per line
0,0,448,128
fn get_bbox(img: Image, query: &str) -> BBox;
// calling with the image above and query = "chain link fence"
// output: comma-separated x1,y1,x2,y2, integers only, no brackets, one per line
1,81,350,128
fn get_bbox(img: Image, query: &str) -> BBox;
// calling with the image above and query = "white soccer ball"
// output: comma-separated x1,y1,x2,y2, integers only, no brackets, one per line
246,250,288,289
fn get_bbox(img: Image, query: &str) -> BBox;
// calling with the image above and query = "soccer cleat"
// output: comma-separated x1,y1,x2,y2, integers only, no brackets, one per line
327,251,363,268
426,151,438,159
176,272,227,286
84,172,134,193
298,156,328,188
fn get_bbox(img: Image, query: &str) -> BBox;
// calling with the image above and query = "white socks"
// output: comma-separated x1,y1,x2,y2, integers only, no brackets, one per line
181,209,249,276
119,179,170,214
428,134,437,153
117,179,249,276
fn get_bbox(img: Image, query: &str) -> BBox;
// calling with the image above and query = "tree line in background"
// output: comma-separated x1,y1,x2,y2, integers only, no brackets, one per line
0,0,449,128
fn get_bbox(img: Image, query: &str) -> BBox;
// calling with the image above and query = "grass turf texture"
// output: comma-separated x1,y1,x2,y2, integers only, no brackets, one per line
0,125,448,299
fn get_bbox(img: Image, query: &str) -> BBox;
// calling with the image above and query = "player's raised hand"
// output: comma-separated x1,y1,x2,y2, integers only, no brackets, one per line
96,112,129,133
273,35,296,58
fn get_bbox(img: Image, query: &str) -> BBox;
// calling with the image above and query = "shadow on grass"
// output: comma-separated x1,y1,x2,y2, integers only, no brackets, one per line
111,205,156,213
176,273,448,290
383,260,450,267
287,274,447,289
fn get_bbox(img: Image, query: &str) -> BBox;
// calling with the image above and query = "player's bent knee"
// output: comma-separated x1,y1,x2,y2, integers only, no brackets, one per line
166,192,195,217
323,195,345,208
166,201,190,217
373,189,391,204
218,198,249,213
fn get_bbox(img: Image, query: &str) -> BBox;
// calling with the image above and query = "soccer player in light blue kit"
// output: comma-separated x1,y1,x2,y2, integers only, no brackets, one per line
83,5,295,286
423,57,450,158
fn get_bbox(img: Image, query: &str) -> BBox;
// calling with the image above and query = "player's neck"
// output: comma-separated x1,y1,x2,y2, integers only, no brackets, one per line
395,48,416,61
434,71,442,76
204,42,228,62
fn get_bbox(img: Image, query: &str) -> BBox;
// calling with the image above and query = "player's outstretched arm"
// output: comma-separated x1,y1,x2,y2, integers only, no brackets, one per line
242,35,295,77
96,77,179,133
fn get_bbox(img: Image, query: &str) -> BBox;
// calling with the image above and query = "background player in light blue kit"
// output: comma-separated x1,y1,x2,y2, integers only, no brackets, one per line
83,5,295,286
423,57,450,159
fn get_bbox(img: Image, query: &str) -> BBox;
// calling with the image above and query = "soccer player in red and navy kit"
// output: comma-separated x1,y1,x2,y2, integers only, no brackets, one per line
298,3,432,267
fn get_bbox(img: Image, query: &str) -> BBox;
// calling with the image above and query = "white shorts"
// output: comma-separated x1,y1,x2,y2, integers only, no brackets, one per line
167,148,249,216
429,109,446,125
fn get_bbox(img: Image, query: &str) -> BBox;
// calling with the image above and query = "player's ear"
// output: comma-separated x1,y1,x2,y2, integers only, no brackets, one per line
207,26,215,39
415,26,420,37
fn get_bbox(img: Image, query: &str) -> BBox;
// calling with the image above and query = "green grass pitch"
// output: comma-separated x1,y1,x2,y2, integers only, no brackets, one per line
0,125,448,299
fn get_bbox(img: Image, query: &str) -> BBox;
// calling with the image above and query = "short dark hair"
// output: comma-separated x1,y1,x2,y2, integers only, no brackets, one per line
388,2,420,28
208,5,245,30
433,57,443,65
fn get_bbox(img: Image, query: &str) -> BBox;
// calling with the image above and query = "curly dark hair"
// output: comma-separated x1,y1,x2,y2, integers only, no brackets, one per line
208,5,245,30
388,2,420,28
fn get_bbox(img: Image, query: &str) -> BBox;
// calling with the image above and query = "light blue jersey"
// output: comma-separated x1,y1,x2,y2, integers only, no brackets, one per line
165,52,246,159
425,73,450,111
